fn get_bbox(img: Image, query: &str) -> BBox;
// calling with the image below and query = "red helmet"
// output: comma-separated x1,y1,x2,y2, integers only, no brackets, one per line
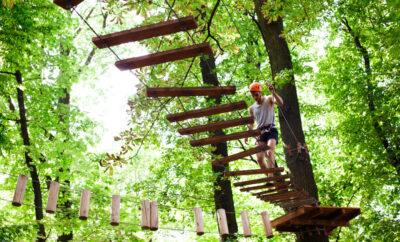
249,82,262,92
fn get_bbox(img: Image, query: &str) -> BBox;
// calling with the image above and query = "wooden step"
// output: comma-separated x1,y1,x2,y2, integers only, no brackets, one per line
146,86,236,98
190,129,260,147
166,101,247,123
54,0,84,10
275,197,318,209
115,43,213,70
240,181,293,192
234,174,290,187
251,182,294,196
178,117,254,135
93,16,197,49
212,144,268,166
224,167,284,177
253,185,294,197
260,190,301,201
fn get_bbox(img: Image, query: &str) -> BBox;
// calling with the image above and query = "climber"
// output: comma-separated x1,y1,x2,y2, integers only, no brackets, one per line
244,82,283,176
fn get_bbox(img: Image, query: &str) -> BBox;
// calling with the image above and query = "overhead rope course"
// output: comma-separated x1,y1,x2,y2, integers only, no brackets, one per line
3,0,362,240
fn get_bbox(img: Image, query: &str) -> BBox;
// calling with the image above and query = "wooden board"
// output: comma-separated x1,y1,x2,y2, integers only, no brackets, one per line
234,175,290,187
224,168,284,177
253,185,293,197
271,205,361,235
166,101,247,122
115,43,212,70
53,0,84,10
212,144,268,166
241,181,293,192
93,16,197,48
146,86,236,97
260,190,301,201
178,117,254,135
190,129,260,147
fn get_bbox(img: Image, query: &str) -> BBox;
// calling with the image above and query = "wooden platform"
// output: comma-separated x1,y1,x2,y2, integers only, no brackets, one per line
271,205,361,235
93,16,197,48
146,86,236,97
178,117,254,135
190,129,260,147
115,43,213,70
212,144,268,166
166,101,247,122
53,0,84,10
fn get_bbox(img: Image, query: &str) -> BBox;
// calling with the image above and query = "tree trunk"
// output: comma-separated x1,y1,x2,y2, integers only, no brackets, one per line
200,55,238,241
253,1,327,241
15,70,46,241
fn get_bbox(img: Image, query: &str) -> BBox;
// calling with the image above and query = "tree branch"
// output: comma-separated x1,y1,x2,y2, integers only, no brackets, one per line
205,0,224,53
0,71,16,76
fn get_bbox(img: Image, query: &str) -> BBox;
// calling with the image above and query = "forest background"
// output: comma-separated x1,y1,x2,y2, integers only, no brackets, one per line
0,0,399,241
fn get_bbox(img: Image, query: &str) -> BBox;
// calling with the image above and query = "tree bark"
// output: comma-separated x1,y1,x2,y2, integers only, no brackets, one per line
15,70,46,241
200,55,238,241
253,1,327,241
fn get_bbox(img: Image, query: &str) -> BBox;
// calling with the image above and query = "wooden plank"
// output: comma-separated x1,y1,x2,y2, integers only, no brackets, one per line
234,175,290,187
178,117,254,135
278,198,318,210
93,16,197,48
217,209,229,236
141,200,151,229
242,181,292,192
261,190,301,201
289,218,350,227
261,211,274,238
274,225,301,232
115,43,213,70
303,206,361,221
79,189,91,220
193,207,205,235
190,129,260,147
146,86,236,98
110,195,120,226
271,207,307,228
46,181,60,214
224,167,284,177
166,101,247,122
240,211,252,237
254,185,293,197
213,144,268,166
12,174,28,207
150,201,159,231
53,0,84,10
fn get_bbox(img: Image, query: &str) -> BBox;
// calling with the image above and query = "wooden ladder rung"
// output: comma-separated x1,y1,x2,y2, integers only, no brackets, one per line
233,174,290,187
260,190,301,201
93,16,197,49
212,144,268,166
166,101,247,123
190,130,260,147
254,185,294,197
53,0,84,10
146,86,236,98
178,117,254,135
115,43,213,70
241,181,293,192
224,167,284,177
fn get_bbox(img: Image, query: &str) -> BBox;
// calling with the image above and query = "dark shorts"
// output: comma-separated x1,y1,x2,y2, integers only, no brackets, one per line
257,128,279,144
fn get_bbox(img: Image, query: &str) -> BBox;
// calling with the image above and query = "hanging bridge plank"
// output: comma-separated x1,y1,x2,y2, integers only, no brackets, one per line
260,190,301,201
212,144,268,166
190,129,260,147
93,16,197,49
53,0,84,10
178,117,254,135
241,181,293,192
234,174,290,187
166,101,247,122
115,43,213,70
253,185,294,197
146,86,236,97
224,167,284,177
276,197,318,209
